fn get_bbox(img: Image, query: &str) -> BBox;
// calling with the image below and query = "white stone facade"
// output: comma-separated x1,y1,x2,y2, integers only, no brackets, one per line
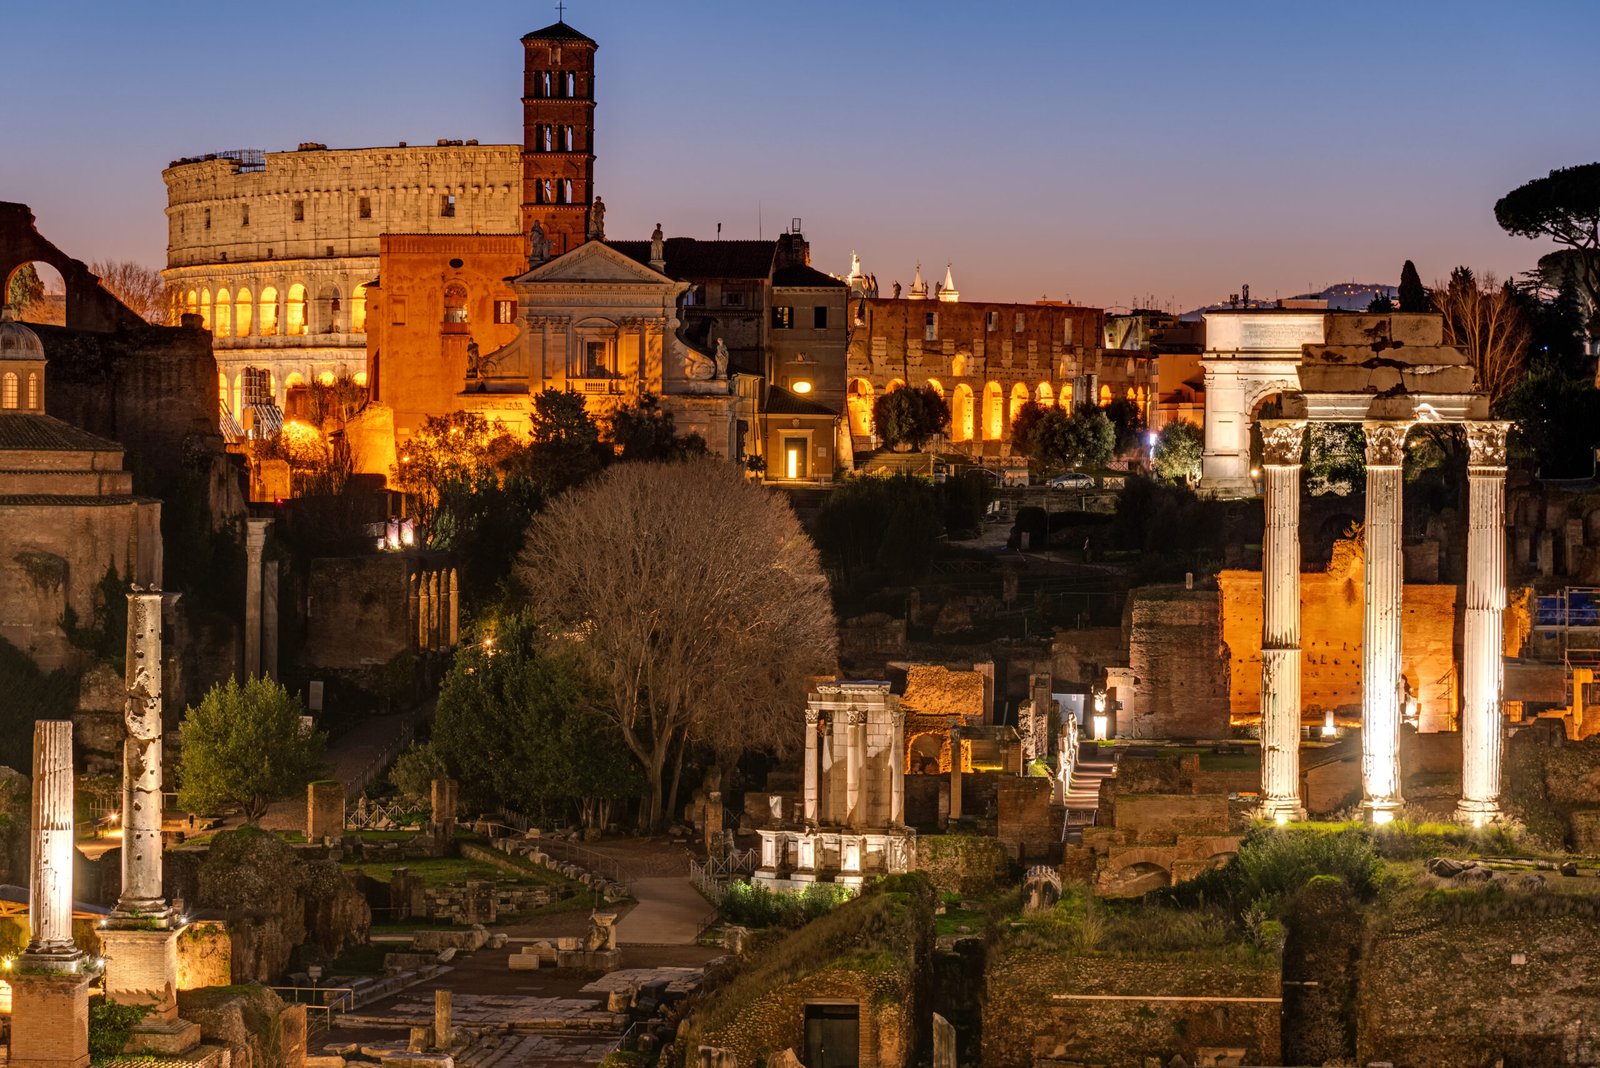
161,144,520,421
754,682,914,890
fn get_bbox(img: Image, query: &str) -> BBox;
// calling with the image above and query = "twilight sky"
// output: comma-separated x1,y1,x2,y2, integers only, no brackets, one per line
3,0,1597,311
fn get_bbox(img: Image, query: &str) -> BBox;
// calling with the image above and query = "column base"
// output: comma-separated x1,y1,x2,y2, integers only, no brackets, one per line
99,923,183,1020
1453,799,1505,827
9,965,93,1068
1361,798,1403,825
1253,798,1306,825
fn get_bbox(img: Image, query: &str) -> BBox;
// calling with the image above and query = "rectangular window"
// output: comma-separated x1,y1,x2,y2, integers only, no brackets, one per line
772,306,794,329
1014,312,1026,333
293,199,305,222
358,196,372,219
204,208,211,230
241,367,271,407
813,305,828,329
391,298,407,326
684,285,704,307
440,194,456,218
721,290,746,308
987,311,999,332
1064,318,1074,346
583,340,609,377
924,311,937,342
493,300,516,324
241,206,249,227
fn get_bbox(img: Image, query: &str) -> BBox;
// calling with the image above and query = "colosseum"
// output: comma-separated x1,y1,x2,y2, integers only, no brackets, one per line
161,143,521,427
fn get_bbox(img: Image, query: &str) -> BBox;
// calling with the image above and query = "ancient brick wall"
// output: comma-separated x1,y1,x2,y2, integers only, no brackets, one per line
983,949,1281,1067
1219,564,1463,732
1125,587,1231,738
995,775,1058,864
915,835,1009,896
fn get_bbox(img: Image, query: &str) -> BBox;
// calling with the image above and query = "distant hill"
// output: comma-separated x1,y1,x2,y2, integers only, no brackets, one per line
1181,281,1397,320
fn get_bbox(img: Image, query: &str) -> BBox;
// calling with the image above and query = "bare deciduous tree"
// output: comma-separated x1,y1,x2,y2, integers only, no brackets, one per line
519,457,837,830
1433,267,1529,408
89,259,166,324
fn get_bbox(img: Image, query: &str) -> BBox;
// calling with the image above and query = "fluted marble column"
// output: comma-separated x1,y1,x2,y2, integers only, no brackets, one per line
1456,421,1511,824
802,708,820,825
1361,422,1411,821
889,706,905,826
844,710,865,829
26,720,80,965
1258,420,1307,822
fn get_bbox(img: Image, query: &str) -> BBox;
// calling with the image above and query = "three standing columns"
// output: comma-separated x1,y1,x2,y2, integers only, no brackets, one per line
1456,422,1512,824
1360,421,1411,822
1257,420,1307,821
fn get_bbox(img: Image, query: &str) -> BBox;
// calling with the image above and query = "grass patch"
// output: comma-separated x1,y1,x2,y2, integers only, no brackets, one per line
721,880,853,929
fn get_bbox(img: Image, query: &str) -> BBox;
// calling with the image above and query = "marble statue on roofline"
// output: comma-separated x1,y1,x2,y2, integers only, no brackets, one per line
528,220,551,266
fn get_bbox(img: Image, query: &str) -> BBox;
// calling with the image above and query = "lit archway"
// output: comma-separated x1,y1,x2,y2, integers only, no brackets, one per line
1037,382,1054,407
285,284,307,336
847,378,874,437
4,261,66,326
316,286,342,334
199,288,212,330
214,287,232,337
234,288,252,337
983,382,1004,440
258,286,279,336
1009,383,1030,432
1098,384,1112,407
951,384,974,442
885,377,906,394
925,377,945,398
1061,383,1074,408
351,285,367,334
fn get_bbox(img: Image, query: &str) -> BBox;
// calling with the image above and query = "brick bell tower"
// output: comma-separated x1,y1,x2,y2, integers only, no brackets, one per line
521,18,597,256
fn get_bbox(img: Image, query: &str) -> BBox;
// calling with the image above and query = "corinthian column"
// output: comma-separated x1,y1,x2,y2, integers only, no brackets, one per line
1361,421,1411,822
25,720,81,966
1258,420,1307,822
844,709,865,829
1456,421,1511,824
802,707,820,825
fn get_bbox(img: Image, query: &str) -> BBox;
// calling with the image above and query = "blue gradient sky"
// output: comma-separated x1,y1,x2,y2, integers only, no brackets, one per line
3,1,1596,311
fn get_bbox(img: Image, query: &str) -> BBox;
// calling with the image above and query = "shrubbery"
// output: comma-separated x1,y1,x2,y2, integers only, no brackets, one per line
721,879,852,928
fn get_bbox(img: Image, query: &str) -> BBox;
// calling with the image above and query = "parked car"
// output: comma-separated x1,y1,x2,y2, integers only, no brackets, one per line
1047,472,1095,489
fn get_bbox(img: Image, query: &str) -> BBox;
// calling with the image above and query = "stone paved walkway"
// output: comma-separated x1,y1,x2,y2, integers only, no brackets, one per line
614,876,711,946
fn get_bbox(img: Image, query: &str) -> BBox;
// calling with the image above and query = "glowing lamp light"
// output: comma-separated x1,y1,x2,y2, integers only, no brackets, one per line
1371,809,1395,826
1471,816,1485,829
1249,467,1261,479
1274,812,1289,827
1321,710,1337,739
793,380,813,394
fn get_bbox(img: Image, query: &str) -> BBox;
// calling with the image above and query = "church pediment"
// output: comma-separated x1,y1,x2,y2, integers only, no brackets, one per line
514,240,676,286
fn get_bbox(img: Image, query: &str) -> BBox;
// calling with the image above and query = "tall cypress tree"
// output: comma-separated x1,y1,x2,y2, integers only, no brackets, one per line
1398,260,1429,311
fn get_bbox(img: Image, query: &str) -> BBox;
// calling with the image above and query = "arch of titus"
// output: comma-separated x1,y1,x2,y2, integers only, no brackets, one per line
1240,313,1509,825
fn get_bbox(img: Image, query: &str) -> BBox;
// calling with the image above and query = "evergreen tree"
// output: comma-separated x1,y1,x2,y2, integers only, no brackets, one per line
1398,260,1428,312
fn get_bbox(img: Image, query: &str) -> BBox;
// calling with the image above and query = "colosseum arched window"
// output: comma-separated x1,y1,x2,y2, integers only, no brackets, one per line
286,285,307,336
258,287,279,336
235,288,253,336
214,288,232,337
199,289,212,330
316,286,342,334
351,285,367,334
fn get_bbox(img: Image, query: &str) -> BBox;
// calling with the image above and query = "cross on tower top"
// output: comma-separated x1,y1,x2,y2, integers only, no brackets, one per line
555,1,566,21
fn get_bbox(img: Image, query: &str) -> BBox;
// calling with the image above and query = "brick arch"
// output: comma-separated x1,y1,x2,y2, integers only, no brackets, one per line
1102,858,1173,897
0,203,143,331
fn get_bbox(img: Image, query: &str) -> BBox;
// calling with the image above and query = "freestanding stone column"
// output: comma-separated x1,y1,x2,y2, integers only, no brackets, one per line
27,720,80,963
103,593,197,1043
802,708,820,825
889,706,905,826
948,726,963,822
1258,420,1307,822
118,591,169,915
243,518,271,677
1457,421,1511,824
10,721,93,1068
1361,421,1411,822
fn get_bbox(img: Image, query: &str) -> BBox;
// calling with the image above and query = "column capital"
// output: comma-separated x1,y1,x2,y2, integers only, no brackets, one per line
1363,421,1412,467
804,708,821,726
846,709,868,727
1464,420,1512,470
1259,419,1307,466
